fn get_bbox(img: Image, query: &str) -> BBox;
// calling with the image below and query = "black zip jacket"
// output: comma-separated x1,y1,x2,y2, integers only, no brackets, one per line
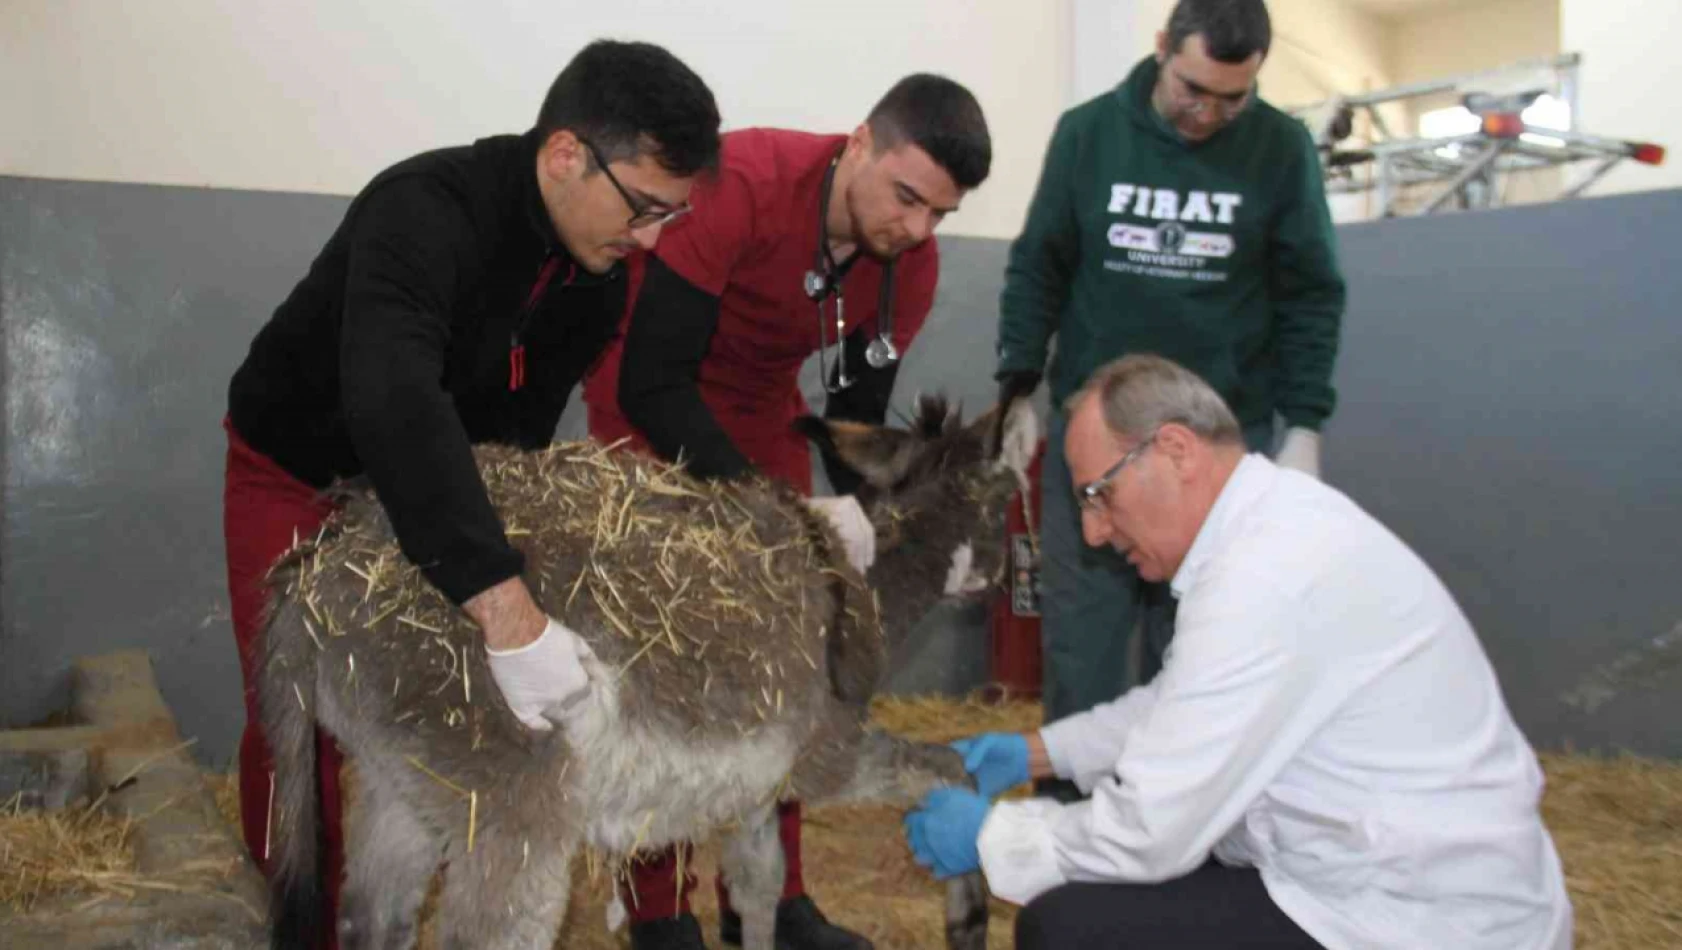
227,129,625,605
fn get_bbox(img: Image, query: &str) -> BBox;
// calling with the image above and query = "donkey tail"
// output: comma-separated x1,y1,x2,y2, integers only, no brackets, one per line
256,590,328,949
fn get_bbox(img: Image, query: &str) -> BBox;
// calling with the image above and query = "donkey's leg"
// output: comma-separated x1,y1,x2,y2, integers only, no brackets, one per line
337,779,444,950
940,871,990,950
434,821,580,950
718,804,784,950
818,730,990,950
822,728,971,805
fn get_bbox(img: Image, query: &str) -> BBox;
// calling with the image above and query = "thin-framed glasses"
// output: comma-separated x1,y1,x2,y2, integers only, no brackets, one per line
578,137,691,229
1170,69,1254,120
1077,431,1158,511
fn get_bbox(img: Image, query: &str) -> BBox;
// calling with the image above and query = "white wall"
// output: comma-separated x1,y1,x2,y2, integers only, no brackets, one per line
1561,0,1680,195
1261,0,1394,110
1391,0,1559,94
1069,0,1176,104
0,0,1074,240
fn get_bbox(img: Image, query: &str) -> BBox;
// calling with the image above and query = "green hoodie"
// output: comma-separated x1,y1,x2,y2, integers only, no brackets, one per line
997,56,1345,430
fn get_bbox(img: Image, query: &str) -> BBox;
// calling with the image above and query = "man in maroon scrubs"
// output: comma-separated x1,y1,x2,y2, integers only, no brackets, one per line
584,73,992,950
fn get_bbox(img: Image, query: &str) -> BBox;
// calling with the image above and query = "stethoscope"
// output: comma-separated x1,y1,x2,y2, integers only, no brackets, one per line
804,151,899,398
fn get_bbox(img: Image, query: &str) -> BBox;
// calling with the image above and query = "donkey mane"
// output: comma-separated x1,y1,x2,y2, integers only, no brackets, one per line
908,393,959,439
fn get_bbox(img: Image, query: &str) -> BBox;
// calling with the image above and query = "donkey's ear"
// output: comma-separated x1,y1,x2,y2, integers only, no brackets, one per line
794,416,919,489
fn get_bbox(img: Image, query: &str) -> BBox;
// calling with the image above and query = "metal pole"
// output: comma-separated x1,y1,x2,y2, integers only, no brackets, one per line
1287,53,1583,113
1378,154,1396,217
1367,101,1395,144
1423,141,1512,214
1541,125,1650,154
1366,132,1487,158
1561,156,1623,200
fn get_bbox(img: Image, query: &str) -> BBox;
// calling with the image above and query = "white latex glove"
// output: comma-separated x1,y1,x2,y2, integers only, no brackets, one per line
803,495,876,574
1275,427,1322,480
485,616,593,732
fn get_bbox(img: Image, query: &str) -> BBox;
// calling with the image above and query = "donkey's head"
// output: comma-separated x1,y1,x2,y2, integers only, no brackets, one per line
795,393,1038,606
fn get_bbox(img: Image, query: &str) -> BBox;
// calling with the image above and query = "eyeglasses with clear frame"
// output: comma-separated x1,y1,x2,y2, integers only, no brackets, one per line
578,137,691,229
1076,431,1158,512
1168,69,1254,120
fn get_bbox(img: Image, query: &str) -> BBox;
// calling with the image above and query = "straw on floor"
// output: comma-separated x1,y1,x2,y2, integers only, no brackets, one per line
9,694,1679,948
1,782,242,916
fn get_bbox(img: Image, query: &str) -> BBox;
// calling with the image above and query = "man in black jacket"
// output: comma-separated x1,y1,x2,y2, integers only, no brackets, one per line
221,39,720,948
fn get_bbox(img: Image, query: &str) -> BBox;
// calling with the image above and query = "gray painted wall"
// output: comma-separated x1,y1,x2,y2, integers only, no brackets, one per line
1,180,350,765
1323,196,1682,758
3,174,1678,765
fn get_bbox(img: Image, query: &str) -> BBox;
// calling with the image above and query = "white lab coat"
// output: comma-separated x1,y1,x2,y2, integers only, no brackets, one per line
979,455,1572,950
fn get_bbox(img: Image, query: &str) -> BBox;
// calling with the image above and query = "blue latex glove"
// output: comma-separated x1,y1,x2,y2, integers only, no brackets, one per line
903,786,989,879
951,732,1030,799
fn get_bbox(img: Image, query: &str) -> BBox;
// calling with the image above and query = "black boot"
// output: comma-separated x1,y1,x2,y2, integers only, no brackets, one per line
632,912,712,950
719,895,873,950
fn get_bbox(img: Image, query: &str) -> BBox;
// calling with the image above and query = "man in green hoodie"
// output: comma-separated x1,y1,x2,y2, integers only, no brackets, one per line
995,0,1345,788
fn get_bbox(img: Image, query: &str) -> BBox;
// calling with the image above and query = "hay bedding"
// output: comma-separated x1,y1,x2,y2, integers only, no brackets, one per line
6,697,1680,946
0,787,244,916
1538,754,1682,948
0,792,136,912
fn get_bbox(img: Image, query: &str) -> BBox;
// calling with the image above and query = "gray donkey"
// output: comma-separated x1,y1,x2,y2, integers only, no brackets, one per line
257,394,1039,950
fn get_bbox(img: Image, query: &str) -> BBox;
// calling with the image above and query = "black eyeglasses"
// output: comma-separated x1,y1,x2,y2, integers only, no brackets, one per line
578,137,690,229
1077,431,1158,511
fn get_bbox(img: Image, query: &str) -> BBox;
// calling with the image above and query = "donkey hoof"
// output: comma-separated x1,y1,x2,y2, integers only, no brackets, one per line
943,872,989,950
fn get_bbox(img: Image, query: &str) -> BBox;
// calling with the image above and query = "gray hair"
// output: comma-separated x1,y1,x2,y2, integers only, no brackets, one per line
1067,354,1243,445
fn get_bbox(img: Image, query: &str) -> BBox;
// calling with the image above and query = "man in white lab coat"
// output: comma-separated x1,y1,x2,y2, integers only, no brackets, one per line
904,354,1573,949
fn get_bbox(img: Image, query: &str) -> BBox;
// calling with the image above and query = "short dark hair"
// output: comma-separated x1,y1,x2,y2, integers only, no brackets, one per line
1166,0,1273,63
535,40,721,177
865,74,992,191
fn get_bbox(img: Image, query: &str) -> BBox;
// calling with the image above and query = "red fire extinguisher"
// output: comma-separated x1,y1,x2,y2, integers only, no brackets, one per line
987,438,1046,701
